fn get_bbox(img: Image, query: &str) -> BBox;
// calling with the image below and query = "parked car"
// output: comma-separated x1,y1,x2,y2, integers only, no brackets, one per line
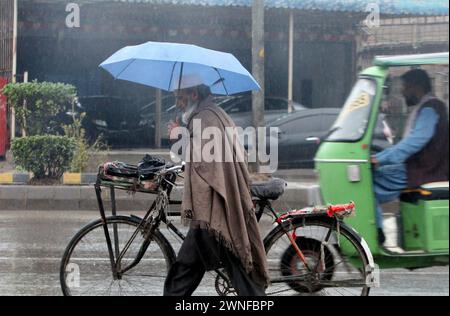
265,108,393,169
218,95,306,129
77,95,151,147
265,108,339,169
77,94,224,147
140,95,301,145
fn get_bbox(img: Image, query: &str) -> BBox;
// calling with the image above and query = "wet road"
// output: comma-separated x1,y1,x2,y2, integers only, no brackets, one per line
0,211,448,296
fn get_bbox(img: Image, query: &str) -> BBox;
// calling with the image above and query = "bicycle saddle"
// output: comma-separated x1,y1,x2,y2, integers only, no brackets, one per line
251,178,286,201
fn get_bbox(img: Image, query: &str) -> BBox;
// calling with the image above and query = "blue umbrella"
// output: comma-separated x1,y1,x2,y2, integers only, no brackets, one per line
99,41,260,95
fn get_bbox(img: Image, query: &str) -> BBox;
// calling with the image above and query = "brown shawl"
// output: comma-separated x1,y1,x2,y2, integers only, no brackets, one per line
181,96,270,287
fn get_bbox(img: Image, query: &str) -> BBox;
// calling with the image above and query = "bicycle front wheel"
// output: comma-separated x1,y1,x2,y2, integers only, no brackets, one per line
60,216,176,296
264,217,371,296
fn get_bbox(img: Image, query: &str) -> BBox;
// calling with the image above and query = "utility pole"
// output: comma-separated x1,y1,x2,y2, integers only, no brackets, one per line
288,11,294,113
252,0,265,171
154,89,162,148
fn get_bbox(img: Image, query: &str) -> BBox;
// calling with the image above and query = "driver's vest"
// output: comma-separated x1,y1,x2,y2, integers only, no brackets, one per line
406,99,449,188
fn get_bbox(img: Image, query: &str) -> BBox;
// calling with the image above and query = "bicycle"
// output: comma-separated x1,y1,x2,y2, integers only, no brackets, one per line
60,164,377,296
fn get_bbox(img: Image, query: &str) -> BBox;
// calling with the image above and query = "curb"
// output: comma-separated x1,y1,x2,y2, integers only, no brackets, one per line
0,173,30,184
63,173,98,185
1,170,317,185
0,172,98,185
0,182,321,212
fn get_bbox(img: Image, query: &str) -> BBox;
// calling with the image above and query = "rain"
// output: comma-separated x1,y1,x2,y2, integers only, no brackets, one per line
0,0,449,299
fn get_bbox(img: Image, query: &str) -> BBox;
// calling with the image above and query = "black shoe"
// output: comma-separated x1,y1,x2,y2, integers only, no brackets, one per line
378,228,386,244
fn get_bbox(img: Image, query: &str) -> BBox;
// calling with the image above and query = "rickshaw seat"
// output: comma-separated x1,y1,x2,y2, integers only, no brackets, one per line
400,182,449,203
251,178,286,201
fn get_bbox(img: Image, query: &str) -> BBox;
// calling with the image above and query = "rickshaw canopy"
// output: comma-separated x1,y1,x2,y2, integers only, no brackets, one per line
374,52,449,68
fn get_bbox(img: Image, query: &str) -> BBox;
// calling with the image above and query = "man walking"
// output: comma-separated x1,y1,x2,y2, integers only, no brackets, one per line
164,76,269,296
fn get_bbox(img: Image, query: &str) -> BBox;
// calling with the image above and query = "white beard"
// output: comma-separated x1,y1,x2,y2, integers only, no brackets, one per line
182,100,199,125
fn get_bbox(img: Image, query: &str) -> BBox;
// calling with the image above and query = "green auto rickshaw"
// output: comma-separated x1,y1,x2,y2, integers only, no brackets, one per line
315,52,449,269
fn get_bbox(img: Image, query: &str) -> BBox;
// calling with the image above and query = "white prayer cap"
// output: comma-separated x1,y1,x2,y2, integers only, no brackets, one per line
172,74,204,91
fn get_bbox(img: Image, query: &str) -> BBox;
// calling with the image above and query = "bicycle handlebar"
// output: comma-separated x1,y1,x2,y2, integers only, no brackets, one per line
164,164,184,173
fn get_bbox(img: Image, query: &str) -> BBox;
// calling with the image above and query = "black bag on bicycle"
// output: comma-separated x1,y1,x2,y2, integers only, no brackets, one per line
138,154,166,181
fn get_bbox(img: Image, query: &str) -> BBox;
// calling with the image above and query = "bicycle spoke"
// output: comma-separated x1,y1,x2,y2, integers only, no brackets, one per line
80,278,111,296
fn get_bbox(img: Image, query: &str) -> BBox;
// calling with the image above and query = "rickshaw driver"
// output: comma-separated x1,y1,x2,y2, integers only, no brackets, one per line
371,69,449,244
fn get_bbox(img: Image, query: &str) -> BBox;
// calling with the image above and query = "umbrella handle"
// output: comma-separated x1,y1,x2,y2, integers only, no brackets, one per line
177,62,184,91
213,68,229,95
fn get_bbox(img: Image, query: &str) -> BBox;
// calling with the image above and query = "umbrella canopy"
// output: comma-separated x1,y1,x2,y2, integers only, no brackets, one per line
99,41,260,95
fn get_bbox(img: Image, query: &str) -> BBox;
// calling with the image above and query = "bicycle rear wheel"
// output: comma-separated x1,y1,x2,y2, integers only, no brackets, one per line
264,217,371,296
60,216,175,296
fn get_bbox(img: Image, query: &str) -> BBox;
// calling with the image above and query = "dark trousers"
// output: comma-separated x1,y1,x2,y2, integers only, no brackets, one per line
164,228,266,296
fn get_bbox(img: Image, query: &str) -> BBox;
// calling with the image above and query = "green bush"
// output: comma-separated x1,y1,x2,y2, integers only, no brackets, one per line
11,135,76,180
2,81,77,136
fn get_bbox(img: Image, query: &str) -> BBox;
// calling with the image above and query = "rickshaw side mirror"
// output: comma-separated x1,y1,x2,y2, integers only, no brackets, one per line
306,136,321,145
